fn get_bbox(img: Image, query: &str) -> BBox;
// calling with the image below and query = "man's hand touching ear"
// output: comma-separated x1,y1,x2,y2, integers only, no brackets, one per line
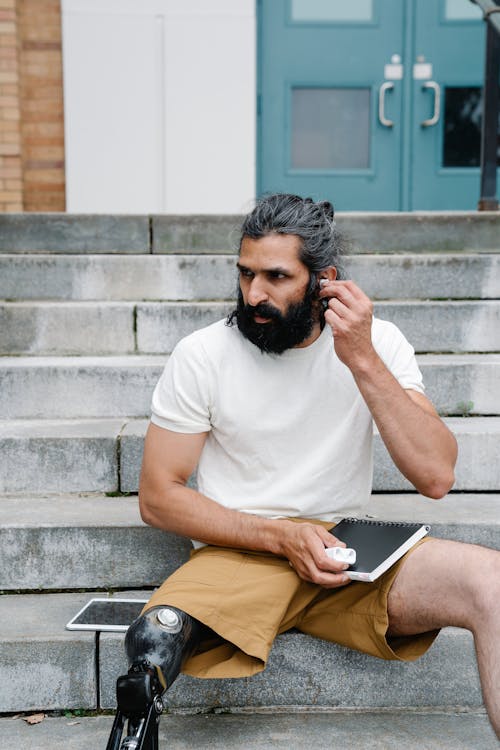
319,280,376,373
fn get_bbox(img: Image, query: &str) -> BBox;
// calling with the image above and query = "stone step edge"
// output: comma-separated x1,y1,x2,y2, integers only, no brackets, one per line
2,492,499,527
1,211,500,254
0,588,483,713
1,712,498,750
1,493,498,592
1,253,499,303
1,417,499,495
1,352,499,366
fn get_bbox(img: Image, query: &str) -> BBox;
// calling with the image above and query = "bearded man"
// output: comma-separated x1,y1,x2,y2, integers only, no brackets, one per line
118,194,499,740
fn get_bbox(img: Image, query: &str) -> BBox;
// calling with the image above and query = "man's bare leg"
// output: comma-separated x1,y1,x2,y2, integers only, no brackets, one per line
387,539,500,737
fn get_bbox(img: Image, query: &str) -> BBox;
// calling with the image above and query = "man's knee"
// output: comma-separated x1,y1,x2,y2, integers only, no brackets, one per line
125,605,203,690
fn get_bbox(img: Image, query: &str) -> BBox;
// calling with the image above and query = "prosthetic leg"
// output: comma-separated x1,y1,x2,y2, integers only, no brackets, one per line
106,606,203,750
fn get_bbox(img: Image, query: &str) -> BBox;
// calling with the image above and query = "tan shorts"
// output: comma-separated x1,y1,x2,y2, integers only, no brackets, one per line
144,522,437,680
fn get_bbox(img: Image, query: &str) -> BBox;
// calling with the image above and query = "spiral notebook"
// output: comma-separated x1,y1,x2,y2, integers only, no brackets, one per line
328,518,431,582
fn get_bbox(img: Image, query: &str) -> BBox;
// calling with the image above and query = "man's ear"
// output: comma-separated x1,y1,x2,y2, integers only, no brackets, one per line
318,267,337,283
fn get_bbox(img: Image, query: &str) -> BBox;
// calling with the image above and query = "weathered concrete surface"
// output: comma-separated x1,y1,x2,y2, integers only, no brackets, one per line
0,592,97,711
345,253,500,299
417,354,500,416
374,417,500,492
2,300,498,355
0,494,191,590
0,253,237,301
1,415,497,495
0,301,136,355
0,214,150,253
1,493,497,591
1,212,499,255
336,211,500,254
1,711,497,750
136,302,232,354
119,417,500,494
0,356,166,419
120,419,148,493
373,300,500,353
151,212,500,254
1,253,499,301
152,214,242,253
136,301,500,355
100,627,481,711
1,354,499,420
0,419,123,494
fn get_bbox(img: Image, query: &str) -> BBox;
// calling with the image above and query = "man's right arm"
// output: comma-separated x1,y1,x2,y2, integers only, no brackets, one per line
139,423,350,589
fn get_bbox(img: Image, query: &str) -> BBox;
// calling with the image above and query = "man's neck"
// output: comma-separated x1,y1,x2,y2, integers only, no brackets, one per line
293,321,323,349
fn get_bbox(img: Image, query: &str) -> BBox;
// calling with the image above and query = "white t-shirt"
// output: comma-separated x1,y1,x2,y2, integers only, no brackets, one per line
151,318,424,534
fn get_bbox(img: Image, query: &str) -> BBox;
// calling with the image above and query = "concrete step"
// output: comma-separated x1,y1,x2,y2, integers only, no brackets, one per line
0,419,124,494
0,494,191,590
1,417,498,495
2,301,499,355
0,590,484,714
1,211,499,254
1,493,498,592
0,214,151,253
1,253,499,301
0,354,498,420
418,354,500,416
374,301,500,353
2,711,497,750
373,417,500,492
0,301,138,356
0,356,165,419
119,417,500,494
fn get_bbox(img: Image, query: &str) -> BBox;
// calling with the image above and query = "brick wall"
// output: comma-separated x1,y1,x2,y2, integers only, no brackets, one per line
0,0,23,211
0,0,65,212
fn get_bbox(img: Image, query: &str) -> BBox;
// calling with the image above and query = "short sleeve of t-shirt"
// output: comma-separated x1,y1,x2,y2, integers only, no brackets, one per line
373,318,425,394
151,336,212,433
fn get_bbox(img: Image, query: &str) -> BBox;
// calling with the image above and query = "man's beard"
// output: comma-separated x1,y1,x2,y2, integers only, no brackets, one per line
227,286,320,354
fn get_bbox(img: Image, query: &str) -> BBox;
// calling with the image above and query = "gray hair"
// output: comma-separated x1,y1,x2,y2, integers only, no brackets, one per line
240,193,346,289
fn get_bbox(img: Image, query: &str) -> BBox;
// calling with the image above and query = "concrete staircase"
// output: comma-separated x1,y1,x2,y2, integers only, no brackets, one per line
1,212,499,747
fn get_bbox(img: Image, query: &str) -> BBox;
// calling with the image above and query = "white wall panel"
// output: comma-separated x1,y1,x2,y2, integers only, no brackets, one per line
163,2,256,213
62,0,256,214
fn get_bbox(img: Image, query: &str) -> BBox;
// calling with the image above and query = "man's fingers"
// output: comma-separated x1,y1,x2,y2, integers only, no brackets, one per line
319,280,364,303
285,523,351,587
315,526,345,548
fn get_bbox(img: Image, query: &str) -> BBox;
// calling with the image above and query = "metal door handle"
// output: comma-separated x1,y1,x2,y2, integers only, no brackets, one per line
421,81,441,127
378,81,394,127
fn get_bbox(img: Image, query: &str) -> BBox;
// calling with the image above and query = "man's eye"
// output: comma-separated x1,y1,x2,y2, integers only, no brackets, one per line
239,268,254,278
270,272,286,280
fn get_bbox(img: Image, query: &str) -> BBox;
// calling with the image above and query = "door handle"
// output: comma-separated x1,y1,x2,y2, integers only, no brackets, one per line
378,82,394,127
421,81,441,127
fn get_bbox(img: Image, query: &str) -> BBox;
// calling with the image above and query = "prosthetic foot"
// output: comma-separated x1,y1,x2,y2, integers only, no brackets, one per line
106,606,203,750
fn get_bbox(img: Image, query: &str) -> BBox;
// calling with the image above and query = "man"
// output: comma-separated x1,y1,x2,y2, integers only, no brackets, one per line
136,194,499,735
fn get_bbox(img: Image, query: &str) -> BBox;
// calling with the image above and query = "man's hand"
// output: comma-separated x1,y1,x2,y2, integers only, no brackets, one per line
319,279,457,499
319,280,376,372
278,521,352,589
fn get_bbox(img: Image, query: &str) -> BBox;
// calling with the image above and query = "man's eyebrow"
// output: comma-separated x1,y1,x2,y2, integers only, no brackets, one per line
236,262,292,276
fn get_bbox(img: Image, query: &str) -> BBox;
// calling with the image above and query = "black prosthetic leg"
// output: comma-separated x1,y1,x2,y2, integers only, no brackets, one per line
106,606,203,750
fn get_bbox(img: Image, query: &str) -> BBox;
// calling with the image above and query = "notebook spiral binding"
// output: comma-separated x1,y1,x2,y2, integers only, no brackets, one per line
345,517,423,528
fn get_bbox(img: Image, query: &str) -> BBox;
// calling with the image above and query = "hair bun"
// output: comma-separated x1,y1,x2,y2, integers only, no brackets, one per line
319,200,335,220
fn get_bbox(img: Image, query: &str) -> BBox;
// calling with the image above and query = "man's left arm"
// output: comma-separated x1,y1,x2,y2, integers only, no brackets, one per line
320,279,457,499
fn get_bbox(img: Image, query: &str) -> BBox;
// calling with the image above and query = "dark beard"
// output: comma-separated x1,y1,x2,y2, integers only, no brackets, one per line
227,287,319,354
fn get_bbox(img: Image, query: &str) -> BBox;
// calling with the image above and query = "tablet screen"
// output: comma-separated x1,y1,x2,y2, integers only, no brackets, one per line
66,598,148,631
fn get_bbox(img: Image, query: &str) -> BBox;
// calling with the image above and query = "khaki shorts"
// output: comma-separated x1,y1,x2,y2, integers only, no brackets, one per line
144,521,437,679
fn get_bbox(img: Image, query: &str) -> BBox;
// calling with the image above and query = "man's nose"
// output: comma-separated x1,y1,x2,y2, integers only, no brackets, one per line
247,277,268,307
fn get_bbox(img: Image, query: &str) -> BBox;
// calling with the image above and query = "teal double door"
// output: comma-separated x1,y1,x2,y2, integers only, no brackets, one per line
258,0,493,210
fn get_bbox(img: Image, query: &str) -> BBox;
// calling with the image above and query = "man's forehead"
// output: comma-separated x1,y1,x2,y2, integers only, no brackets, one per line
239,233,304,268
